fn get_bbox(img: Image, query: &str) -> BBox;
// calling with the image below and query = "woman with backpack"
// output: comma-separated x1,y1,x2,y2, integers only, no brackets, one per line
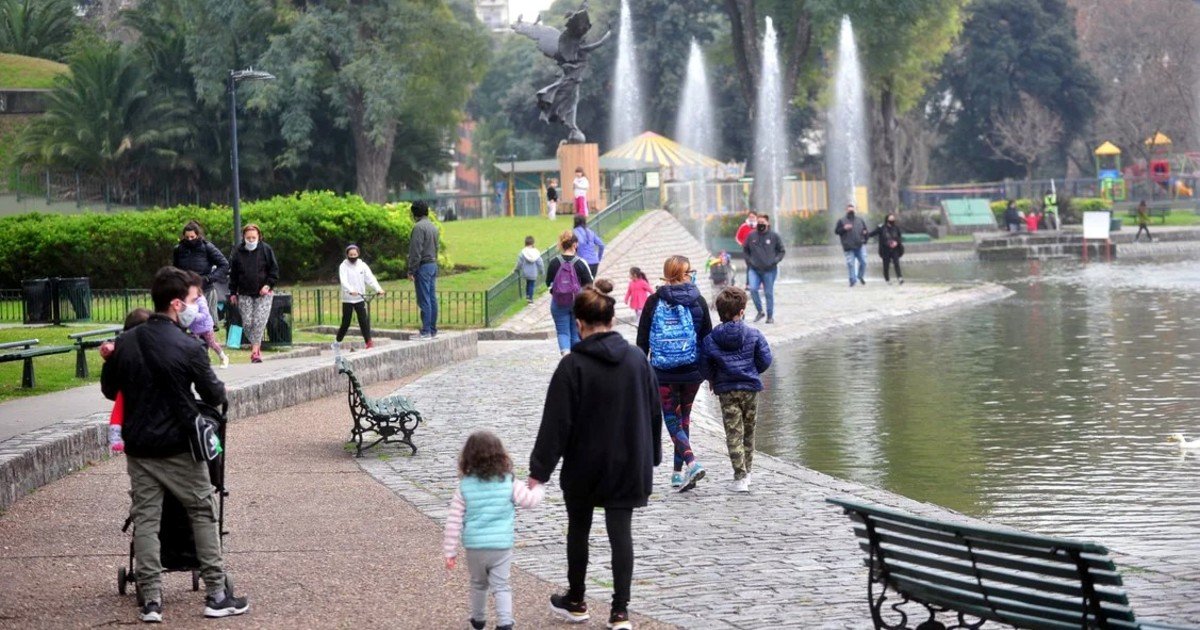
546,230,595,355
636,255,713,492
573,215,605,279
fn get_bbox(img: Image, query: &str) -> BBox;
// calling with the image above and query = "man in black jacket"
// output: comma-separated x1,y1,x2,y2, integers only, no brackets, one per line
101,267,247,623
171,221,229,306
742,213,786,323
835,204,870,287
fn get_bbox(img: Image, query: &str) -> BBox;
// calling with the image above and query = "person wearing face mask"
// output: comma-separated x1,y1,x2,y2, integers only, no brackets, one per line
172,221,230,309
734,211,758,247
867,213,905,285
227,224,280,363
336,244,384,350
741,214,786,323
101,266,247,624
835,204,870,287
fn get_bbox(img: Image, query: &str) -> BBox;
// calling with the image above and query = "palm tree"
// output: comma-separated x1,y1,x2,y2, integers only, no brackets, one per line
0,0,77,61
16,43,187,193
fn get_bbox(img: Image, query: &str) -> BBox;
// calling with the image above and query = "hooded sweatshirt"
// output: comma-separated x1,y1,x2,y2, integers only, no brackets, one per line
339,258,383,303
529,331,663,509
514,246,545,280
636,283,713,384
699,320,773,394
573,226,605,266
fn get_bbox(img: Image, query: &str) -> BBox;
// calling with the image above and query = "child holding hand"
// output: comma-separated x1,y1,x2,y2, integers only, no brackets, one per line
100,308,152,452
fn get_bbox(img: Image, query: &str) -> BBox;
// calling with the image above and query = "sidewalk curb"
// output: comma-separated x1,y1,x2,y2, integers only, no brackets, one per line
0,333,477,512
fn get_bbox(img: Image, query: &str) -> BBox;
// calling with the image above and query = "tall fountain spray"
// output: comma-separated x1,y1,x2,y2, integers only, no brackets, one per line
675,40,719,248
753,17,789,214
610,0,644,147
826,15,870,213
676,40,717,157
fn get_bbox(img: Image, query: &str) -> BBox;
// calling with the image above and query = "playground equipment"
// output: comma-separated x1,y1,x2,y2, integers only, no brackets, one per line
1094,141,1126,202
1127,132,1199,199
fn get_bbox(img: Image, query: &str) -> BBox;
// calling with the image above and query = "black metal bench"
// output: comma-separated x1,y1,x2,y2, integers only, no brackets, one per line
0,339,73,388
827,497,1191,630
68,325,123,378
335,357,421,457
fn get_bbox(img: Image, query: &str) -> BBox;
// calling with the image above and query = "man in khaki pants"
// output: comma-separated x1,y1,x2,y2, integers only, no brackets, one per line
102,267,247,623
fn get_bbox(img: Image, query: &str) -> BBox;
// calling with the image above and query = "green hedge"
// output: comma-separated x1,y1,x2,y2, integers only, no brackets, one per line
0,191,448,288
988,197,1111,225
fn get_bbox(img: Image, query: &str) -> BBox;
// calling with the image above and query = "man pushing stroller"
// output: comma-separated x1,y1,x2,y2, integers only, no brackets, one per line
102,267,249,623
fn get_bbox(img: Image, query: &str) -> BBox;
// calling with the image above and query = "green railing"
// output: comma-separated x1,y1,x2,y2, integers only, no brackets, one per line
0,187,654,329
480,187,653,325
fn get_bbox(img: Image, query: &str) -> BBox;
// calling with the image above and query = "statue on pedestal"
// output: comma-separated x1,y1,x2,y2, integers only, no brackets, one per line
513,2,610,144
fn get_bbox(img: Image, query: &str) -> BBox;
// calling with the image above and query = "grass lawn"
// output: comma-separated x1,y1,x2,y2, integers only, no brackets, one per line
1118,211,1200,227
0,53,67,89
0,325,337,401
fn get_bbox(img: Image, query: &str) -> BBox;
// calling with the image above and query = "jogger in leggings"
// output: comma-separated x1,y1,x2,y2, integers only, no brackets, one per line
530,285,661,630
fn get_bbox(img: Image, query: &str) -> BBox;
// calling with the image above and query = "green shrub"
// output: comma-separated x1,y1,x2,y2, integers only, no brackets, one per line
989,199,1034,222
784,211,832,246
703,213,747,239
0,191,448,288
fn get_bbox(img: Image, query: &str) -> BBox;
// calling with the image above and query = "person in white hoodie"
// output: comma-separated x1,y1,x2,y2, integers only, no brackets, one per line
336,244,384,349
514,235,545,304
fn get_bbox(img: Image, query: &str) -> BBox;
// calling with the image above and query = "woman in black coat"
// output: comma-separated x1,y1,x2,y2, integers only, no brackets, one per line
227,224,280,363
867,213,905,284
172,220,229,304
529,283,662,628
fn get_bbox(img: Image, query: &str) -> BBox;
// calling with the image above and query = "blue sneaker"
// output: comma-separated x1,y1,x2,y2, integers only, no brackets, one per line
670,472,683,488
677,462,705,492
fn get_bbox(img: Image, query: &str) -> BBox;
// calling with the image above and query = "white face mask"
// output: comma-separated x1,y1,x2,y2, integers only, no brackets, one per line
178,301,200,327
244,240,259,251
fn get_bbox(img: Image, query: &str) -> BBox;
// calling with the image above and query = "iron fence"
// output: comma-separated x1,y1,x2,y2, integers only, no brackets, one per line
290,288,487,329
4,168,236,211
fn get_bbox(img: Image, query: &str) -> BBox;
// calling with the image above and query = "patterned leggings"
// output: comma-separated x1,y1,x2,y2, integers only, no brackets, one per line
659,382,701,471
238,294,273,345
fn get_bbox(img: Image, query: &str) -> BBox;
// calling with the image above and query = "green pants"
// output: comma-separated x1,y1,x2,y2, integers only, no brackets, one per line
126,452,226,602
718,390,759,480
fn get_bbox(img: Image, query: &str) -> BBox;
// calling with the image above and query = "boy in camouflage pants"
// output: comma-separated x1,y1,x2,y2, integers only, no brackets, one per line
699,287,773,493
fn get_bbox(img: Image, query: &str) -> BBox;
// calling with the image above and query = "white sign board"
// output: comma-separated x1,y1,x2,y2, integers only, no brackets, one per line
1082,211,1111,240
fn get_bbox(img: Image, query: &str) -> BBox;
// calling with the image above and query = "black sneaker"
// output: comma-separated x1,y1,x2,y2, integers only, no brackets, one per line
549,593,589,623
496,626,513,630
766,317,775,324
608,609,633,629
139,601,163,623
469,619,485,630
204,590,249,618
754,312,766,322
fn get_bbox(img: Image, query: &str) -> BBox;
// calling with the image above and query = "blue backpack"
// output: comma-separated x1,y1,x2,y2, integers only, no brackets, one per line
649,300,697,369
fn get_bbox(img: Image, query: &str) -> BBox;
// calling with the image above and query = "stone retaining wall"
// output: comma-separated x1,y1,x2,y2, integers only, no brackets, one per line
0,334,477,512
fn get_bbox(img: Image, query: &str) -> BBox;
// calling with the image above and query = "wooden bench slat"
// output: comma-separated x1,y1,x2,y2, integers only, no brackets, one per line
848,511,1118,571
0,339,39,350
832,498,1110,554
0,345,72,359
67,326,122,340
853,528,1125,586
866,542,1132,605
884,563,1138,622
888,573,1141,630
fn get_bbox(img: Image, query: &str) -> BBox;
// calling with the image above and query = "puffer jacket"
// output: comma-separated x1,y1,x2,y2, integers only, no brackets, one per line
636,283,713,384
835,215,869,251
172,239,229,291
699,320,773,394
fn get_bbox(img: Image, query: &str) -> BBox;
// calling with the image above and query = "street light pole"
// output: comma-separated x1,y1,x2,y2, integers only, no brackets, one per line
227,68,275,245
507,154,517,217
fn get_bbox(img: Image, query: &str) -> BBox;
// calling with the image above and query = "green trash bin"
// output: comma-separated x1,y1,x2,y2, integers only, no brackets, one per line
266,293,292,345
1110,217,1123,232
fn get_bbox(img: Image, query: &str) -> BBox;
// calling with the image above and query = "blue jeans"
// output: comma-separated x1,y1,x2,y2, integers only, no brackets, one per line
844,247,867,285
524,279,536,301
415,262,438,335
549,300,579,352
747,267,777,317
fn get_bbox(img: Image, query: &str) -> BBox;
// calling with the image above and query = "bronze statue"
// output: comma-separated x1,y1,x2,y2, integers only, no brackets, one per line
514,2,610,144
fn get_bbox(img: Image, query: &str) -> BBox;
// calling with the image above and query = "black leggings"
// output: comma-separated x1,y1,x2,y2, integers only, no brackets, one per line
566,501,633,613
881,251,902,281
336,302,371,342
1136,224,1151,240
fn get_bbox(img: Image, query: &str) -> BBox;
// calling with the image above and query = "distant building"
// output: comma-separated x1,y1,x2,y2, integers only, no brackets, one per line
475,0,509,32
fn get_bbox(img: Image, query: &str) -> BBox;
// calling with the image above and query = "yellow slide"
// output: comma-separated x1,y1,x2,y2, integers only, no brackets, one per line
1175,180,1194,197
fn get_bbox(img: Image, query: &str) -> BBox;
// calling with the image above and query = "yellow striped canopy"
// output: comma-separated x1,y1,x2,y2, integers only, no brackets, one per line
603,132,723,168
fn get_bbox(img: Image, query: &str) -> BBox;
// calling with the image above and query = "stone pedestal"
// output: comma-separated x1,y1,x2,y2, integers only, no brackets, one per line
558,143,604,215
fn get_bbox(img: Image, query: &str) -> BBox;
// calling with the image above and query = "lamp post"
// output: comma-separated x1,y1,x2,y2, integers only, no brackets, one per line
505,153,517,217
228,68,275,244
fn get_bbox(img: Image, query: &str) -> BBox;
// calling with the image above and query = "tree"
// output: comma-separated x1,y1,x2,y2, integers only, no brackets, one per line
936,0,1099,182
0,0,78,61
985,91,1064,181
15,42,185,186
812,0,965,212
260,0,489,202
723,0,814,114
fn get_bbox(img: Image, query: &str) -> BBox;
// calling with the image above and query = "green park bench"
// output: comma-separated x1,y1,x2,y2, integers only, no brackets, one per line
828,497,1191,630
68,325,123,378
941,198,999,233
1124,204,1171,224
0,339,73,388
335,356,422,457
904,233,933,244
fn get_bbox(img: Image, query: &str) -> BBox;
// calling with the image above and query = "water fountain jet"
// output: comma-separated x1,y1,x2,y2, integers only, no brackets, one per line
752,17,789,215
610,0,645,148
826,15,870,215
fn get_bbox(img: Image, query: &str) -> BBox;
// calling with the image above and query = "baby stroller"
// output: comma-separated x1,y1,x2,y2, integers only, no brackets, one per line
116,401,232,603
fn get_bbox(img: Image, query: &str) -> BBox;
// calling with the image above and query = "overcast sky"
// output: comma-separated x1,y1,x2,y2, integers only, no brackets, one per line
508,0,554,23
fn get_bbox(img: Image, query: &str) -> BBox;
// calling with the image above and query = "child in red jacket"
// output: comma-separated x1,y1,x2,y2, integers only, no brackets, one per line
99,308,152,452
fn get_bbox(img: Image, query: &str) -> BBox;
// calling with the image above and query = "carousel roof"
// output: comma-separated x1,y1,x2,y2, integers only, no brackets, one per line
602,131,723,168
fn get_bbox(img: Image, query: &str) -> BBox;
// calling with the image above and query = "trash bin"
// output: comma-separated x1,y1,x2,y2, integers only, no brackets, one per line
56,277,92,322
266,293,292,345
21,278,52,324
1110,217,1123,232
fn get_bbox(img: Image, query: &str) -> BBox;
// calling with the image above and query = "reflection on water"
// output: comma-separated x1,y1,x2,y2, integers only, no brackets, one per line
743,256,1200,557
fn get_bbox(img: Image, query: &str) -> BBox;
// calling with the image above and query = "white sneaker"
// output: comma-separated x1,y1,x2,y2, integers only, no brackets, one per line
219,355,230,369
727,477,750,493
